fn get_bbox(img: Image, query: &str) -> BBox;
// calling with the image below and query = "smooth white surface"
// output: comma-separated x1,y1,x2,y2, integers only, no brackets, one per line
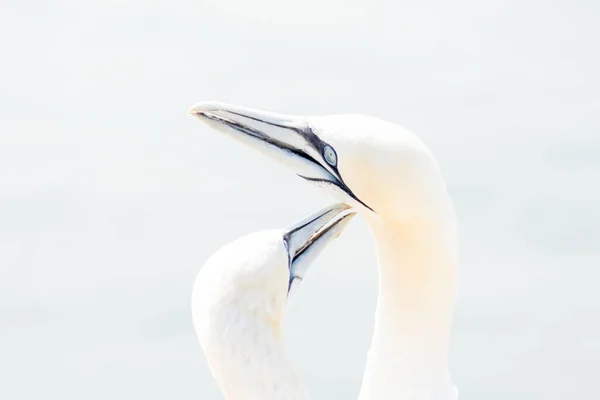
1,1,599,399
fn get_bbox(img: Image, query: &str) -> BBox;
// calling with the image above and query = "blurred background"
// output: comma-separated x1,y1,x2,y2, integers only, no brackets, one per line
1,0,598,398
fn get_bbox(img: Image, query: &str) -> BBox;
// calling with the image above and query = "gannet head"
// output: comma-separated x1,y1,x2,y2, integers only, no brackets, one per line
192,203,355,344
192,203,354,398
189,102,450,225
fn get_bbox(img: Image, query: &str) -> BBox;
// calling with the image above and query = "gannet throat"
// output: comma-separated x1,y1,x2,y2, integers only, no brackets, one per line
190,101,460,400
192,203,355,400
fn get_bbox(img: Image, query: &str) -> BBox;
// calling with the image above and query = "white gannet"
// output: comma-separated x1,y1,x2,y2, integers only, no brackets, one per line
189,102,460,400
192,203,355,400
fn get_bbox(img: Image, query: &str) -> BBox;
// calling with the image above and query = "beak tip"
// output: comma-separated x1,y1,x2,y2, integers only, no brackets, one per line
188,101,228,116
188,103,207,117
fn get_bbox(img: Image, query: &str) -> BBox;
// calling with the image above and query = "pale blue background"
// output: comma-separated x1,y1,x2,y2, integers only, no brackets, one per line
1,0,598,398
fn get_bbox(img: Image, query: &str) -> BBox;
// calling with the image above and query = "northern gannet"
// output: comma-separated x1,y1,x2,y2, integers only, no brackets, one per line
190,102,460,400
192,203,355,400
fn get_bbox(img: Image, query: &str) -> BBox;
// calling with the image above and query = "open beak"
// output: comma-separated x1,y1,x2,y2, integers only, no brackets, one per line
189,101,372,211
281,203,355,294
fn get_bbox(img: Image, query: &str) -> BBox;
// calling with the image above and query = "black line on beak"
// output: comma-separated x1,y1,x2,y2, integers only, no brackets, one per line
299,176,375,212
200,110,374,212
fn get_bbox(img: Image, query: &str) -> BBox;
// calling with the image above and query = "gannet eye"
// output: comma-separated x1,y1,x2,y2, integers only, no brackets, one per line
323,145,337,166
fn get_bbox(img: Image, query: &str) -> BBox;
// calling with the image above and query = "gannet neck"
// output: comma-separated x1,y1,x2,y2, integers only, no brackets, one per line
197,314,311,400
358,212,459,400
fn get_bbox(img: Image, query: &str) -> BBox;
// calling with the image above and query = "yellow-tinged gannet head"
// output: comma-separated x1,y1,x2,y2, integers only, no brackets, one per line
189,102,452,226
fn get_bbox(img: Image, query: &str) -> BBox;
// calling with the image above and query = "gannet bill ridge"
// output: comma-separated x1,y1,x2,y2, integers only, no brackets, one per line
192,203,355,400
190,101,460,400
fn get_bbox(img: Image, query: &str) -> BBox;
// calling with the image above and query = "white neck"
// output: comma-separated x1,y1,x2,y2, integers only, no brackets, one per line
358,212,459,400
200,316,311,400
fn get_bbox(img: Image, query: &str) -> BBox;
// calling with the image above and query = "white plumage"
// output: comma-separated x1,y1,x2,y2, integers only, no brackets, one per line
190,102,460,400
193,231,310,400
192,204,354,400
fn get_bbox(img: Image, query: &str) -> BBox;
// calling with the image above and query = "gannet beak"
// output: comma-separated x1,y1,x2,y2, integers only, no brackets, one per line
282,203,355,294
188,101,372,211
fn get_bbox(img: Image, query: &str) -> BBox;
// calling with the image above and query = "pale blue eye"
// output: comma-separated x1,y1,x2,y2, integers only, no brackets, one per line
323,145,337,166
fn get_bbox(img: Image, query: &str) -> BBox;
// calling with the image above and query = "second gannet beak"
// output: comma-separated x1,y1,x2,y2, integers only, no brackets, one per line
189,101,372,211
281,203,355,294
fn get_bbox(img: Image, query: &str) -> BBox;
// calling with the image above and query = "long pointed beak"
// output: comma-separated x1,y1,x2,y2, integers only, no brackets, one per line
282,203,355,294
189,101,372,211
